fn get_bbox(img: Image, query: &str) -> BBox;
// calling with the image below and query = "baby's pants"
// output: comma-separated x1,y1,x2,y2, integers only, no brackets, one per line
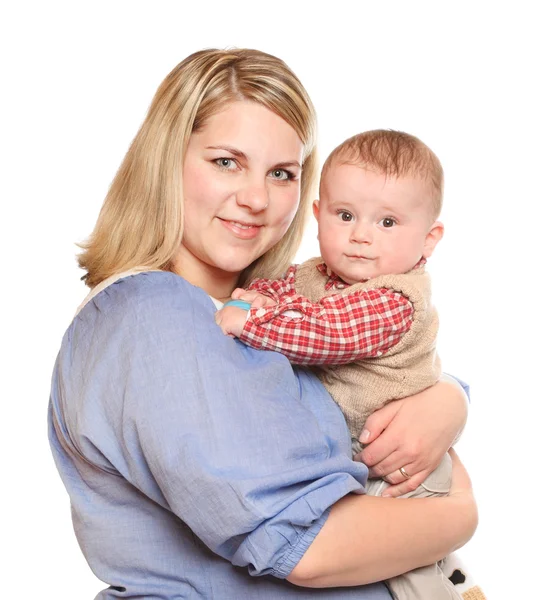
365,453,461,600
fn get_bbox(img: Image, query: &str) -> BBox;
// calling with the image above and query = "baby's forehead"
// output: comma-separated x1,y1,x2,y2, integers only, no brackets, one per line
321,162,429,192
320,163,436,212
324,160,413,180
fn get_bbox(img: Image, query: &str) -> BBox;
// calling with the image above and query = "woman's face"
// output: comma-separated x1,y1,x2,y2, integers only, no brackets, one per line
175,101,304,297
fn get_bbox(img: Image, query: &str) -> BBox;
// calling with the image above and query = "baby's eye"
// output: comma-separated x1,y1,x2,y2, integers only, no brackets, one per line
215,158,237,170
338,211,353,222
270,168,293,181
379,217,396,228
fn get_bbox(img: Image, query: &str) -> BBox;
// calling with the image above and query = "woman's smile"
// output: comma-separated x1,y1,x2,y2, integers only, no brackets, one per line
218,217,264,240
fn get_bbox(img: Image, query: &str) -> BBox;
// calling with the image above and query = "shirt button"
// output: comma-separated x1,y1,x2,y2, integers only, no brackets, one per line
377,351,383,357
337,283,345,289
256,309,265,318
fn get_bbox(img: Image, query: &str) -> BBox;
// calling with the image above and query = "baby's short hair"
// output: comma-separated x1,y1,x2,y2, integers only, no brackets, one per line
321,130,444,219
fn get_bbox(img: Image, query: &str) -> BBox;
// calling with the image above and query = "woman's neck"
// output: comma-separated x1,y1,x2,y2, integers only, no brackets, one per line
170,255,238,302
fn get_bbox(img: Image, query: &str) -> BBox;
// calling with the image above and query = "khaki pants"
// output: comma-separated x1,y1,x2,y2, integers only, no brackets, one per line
365,453,461,600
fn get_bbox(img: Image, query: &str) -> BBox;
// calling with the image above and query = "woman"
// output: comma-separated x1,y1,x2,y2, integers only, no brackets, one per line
49,48,475,599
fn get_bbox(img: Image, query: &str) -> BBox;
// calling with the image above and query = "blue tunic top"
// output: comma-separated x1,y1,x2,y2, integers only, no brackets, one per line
48,271,392,599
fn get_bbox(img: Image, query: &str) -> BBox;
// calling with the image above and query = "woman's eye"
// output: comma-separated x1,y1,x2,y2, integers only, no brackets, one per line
270,169,292,181
380,217,396,228
339,211,353,222
215,158,236,170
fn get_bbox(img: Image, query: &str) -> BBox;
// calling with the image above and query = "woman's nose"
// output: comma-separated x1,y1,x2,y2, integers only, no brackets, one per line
236,182,269,213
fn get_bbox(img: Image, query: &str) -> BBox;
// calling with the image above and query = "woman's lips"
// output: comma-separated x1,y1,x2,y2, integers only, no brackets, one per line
219,218,263,240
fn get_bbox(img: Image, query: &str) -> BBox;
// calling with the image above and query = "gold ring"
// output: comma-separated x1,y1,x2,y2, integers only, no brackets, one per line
399,467,411,479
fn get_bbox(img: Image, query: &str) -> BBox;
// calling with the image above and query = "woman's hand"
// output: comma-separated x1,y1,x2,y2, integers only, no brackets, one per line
355,375,468,497
288,447,477,587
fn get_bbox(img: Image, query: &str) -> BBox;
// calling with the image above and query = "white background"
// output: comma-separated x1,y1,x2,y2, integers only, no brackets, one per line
2,2,538,598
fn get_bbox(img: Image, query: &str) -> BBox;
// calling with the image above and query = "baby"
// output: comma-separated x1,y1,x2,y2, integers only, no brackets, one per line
218,129,444,450
216,130,480,600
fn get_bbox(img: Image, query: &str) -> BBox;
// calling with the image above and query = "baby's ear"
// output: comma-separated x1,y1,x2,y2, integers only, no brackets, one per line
312,200,320,221
423,221,444,258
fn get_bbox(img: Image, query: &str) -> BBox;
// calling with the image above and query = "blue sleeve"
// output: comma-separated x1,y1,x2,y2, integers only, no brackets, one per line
88,273,367,579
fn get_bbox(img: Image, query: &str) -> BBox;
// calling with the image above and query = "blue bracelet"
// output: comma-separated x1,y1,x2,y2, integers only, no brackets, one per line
222,299,251,311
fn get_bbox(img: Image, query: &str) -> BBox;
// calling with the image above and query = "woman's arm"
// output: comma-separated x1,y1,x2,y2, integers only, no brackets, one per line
288,449,477,587
356,375,469,497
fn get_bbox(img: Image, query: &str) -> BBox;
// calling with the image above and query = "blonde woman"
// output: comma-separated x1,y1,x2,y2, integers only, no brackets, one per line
49,49,476,599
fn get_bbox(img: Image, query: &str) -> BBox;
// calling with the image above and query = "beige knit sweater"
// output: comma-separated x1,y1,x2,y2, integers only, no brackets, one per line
294,257,441,438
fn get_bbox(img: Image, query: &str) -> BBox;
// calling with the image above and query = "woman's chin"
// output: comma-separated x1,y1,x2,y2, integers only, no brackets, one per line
211,258,253,278
210,247,264,276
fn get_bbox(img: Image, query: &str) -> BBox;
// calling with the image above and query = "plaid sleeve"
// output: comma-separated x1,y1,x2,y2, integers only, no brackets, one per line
247,266,297,303
239,288,414,365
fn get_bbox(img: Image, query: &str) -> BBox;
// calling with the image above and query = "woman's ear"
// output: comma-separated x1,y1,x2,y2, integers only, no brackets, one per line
313,200,320,221
423,221,444,258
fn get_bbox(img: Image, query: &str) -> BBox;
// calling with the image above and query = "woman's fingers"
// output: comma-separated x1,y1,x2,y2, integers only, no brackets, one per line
358,426,409,469
354,447,426,495
381,450,475,500
381,464,415,485
358,400,402,445
358,450,403,479
381,469,428,498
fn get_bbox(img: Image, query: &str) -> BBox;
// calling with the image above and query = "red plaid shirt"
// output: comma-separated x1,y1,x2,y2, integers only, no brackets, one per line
239,262,414,366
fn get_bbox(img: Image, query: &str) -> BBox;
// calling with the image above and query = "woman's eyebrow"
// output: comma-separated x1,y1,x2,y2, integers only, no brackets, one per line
206,145,247,160
275,160,302,169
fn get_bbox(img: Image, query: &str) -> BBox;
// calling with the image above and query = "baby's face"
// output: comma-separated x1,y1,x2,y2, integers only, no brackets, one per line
316,164,439,283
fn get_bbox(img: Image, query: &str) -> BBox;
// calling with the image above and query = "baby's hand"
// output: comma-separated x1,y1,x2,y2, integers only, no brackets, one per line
215,305,250,338
231,287,276,309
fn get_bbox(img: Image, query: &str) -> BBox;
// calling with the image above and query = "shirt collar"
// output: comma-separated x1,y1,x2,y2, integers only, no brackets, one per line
316,262,349,291
316,258,427,291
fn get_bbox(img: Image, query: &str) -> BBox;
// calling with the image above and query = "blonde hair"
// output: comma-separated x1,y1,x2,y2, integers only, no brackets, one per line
322,129,444,219
78,49,318,288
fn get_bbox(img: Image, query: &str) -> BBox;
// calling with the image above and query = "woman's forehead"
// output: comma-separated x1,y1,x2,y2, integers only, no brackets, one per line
192,101,304,160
